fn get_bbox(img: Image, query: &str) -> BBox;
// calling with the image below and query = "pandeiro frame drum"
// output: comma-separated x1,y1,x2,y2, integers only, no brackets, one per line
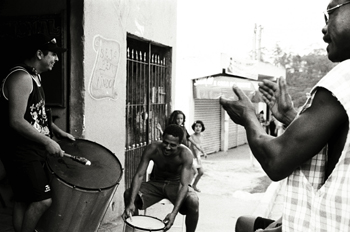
123,215,165,232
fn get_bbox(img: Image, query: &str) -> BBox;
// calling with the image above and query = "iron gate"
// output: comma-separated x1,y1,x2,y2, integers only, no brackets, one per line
125,35,171,189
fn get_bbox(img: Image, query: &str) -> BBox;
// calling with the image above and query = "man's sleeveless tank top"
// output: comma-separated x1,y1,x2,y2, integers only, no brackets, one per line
0,66,50,161
282,59,350,231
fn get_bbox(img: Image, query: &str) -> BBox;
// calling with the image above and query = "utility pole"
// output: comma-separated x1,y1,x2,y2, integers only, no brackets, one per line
252,23,257,60
257,25,263,61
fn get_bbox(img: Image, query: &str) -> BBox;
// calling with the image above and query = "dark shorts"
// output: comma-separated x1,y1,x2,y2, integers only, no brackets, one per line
6,160,52,202
253,217,275,230
136,180,198,214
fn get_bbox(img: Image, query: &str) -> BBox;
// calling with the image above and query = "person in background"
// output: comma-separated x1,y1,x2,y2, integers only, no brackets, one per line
0,33,75,232
275,120,284,136
221,1,350,230
190,120,207,192
268,116,277,137
257,110,267,133
122,124,199,232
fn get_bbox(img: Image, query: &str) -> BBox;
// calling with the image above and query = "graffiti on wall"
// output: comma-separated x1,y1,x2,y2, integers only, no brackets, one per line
89,35,120,100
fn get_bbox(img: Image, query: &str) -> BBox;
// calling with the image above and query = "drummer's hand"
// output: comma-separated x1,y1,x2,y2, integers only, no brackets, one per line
122,205,136,221
55,131,75,141
64,132,75,141
163,213,176,231
51,123,76,141
44,139,65,158
220,85,256,127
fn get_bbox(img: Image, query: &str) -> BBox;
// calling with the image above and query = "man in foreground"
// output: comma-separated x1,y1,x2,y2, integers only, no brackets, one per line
122,124,199,232
221,1,350,231
0,33,75,232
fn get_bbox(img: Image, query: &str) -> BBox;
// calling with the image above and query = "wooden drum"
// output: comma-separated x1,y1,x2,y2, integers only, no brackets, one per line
37,139,123,232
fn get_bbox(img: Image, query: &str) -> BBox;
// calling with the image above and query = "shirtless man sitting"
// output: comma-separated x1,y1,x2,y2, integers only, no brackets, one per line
122,124,199,232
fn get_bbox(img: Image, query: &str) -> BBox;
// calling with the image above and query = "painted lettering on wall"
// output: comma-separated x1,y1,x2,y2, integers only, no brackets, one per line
89,35,120,100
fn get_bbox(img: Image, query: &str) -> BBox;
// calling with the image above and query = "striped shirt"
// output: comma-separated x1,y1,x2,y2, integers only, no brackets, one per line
283,59,350,231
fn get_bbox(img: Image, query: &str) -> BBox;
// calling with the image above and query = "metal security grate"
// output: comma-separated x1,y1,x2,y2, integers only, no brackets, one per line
125,36,171,189
194,99,221,154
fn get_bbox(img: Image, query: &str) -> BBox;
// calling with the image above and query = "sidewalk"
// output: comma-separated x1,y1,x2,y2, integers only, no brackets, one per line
0,144,283,232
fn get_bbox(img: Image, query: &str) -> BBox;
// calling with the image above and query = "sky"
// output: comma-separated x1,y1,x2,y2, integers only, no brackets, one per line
250,0,330,55
178,0,331,58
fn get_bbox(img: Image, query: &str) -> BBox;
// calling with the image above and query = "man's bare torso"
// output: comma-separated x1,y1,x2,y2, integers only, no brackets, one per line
148,142,191,182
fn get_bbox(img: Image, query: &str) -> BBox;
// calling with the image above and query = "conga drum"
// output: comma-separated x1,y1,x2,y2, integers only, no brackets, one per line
36,139,123,232
124,215,165,232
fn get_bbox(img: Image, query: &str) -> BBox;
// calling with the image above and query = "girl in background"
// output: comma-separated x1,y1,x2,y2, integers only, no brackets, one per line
190,120,207,192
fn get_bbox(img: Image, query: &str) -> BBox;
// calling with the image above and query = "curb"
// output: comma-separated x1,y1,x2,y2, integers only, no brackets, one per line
252,179,285,218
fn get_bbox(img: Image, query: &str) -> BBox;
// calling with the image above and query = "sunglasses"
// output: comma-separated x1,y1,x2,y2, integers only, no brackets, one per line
324,1,350,24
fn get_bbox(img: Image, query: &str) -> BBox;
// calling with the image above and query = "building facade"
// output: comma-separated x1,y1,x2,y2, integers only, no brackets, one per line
0,0,285,229
0,0,177,227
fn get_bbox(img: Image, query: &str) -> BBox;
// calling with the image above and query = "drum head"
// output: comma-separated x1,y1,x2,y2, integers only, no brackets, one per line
47,139,123,190
125,216,165,231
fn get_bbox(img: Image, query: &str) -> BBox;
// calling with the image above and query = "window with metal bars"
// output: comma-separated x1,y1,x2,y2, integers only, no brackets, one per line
125,35,172,189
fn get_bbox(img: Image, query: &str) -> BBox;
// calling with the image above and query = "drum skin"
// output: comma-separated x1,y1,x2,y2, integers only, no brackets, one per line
124,215,165,232
36,139,123,232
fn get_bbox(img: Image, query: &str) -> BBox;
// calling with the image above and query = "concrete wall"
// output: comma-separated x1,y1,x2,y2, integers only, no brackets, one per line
82,0,177,224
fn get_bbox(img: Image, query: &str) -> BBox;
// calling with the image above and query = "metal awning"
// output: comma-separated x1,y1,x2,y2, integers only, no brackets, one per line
193,75,263,102
191,54,286,103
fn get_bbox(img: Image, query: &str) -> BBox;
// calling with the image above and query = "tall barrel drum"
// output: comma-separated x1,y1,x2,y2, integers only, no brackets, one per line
37,139,123,232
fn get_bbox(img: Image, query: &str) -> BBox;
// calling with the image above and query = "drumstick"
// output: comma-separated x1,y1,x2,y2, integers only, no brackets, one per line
129,212,133,222
63,152,92,166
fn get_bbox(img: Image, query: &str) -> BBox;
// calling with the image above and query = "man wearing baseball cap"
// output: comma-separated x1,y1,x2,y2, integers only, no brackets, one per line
0,33,74,232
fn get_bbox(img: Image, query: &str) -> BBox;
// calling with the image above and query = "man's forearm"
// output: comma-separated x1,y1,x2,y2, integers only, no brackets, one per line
171,186,188,215
10,118,52,146
128,175,143,206
244,115,285,180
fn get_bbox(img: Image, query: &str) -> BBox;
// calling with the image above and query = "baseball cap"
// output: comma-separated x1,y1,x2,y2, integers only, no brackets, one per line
26,33,67,53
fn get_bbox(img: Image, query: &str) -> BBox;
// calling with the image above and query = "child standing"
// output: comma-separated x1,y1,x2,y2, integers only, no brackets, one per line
190,120,206,192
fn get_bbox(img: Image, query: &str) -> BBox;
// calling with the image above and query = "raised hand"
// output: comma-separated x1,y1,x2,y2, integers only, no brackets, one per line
220,85,256,126
258,77,297,126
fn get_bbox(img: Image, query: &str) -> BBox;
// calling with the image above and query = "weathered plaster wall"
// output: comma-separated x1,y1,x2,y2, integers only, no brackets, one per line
83,0,177,223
